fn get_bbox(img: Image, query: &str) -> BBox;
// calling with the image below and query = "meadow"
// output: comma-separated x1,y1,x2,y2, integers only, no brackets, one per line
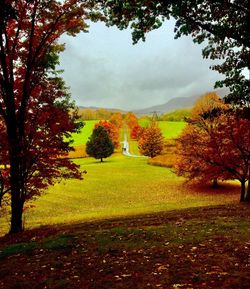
1,118,248,289
138,119,186,139
0,153,239,236
1,118,240,236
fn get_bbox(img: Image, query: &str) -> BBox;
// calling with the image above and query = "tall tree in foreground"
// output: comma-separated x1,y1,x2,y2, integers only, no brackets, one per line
86,126,114,162
138,123,164,158
0,0,100,233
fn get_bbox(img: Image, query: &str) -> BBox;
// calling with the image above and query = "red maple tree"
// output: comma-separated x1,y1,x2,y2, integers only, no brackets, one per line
175,93,250,202
0,0,100,233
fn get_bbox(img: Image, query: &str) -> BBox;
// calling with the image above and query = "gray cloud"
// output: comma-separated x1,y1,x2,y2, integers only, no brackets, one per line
59,21,222,110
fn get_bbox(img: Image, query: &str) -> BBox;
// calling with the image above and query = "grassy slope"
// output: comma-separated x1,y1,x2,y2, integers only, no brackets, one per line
138,119,186,139
158,121,186,139
0,154,239,235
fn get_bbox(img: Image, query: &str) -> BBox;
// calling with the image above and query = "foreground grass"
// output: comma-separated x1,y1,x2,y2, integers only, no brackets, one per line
1,205,250,289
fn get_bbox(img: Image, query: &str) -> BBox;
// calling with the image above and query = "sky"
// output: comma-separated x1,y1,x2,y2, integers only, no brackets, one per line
59,20,222,111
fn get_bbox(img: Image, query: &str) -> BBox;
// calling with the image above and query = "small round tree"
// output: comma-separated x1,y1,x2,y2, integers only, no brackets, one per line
138,123,164,158
86,126,114,162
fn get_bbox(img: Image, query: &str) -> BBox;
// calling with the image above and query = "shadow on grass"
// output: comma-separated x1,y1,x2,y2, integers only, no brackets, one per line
185,181,240,196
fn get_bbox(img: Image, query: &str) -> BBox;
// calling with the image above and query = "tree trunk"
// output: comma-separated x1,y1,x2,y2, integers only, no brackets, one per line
245,176,250,202
101,158,103,162
240,181,246,202
212,178,219,189
7,126,24,233
10,194,24,233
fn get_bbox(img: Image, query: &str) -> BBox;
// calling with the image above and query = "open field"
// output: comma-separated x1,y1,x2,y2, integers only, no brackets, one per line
158,121,186,139
138,120,186,139
1,120,249,289
70,120,98,145
0,153,240,236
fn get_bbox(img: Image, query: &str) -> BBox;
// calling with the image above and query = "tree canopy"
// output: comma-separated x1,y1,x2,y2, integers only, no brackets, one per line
100,0,250,106
175,93,250,201
0,0,101,233
86,126,114,162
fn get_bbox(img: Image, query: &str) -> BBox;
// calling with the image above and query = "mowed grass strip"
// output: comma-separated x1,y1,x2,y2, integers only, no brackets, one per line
0,153,239,235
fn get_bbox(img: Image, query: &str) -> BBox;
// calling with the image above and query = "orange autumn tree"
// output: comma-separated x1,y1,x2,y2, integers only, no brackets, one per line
109,112,123,128
138,122,164,158
175,93,250,202
130,124,144,140
125,112,139,129
95,120,120,149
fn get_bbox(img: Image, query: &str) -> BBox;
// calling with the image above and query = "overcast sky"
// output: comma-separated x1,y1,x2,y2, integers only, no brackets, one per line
59,20,222,111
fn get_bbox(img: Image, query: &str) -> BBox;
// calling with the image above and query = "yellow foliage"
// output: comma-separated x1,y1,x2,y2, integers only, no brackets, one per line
67,145,88,159
148,140,176,167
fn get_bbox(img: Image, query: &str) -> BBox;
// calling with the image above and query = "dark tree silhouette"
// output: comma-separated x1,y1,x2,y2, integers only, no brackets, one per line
86,126,114,162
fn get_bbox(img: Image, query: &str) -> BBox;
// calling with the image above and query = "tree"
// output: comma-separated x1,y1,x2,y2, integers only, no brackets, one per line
138,123,164,158
100,0,250,106
175,94,250,202
86,126,114,162
0,0,100,233
130,124,144,140
125,112,139,129
95,120,120,149
109,112,123,128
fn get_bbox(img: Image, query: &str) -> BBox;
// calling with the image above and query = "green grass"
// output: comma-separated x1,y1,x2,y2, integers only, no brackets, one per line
0,153,239,235
157,121,186,139
138,120,186,139
70,120,98,145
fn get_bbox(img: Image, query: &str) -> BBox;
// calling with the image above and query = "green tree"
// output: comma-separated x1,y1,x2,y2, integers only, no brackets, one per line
86,126,114,162
101,0,249,107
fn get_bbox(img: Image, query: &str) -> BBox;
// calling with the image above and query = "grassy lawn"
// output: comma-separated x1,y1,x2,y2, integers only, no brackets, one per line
157,121,186,139
138,120,186,139
0,153,240,236
70,120,98,145
1,120,249,289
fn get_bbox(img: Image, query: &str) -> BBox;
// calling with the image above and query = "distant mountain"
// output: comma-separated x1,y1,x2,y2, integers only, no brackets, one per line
133,88,229,115
78,106,126,113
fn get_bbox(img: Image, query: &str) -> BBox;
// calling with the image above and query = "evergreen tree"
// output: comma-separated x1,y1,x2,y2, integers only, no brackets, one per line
86,127,114,162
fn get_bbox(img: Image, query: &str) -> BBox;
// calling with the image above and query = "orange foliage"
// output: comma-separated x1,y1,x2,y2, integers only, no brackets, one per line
67,145,88,159
175,93,250,201
95,120,120,149
148,140,176,167
138,122,164,158
109,112,123,128
125,112,138,129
